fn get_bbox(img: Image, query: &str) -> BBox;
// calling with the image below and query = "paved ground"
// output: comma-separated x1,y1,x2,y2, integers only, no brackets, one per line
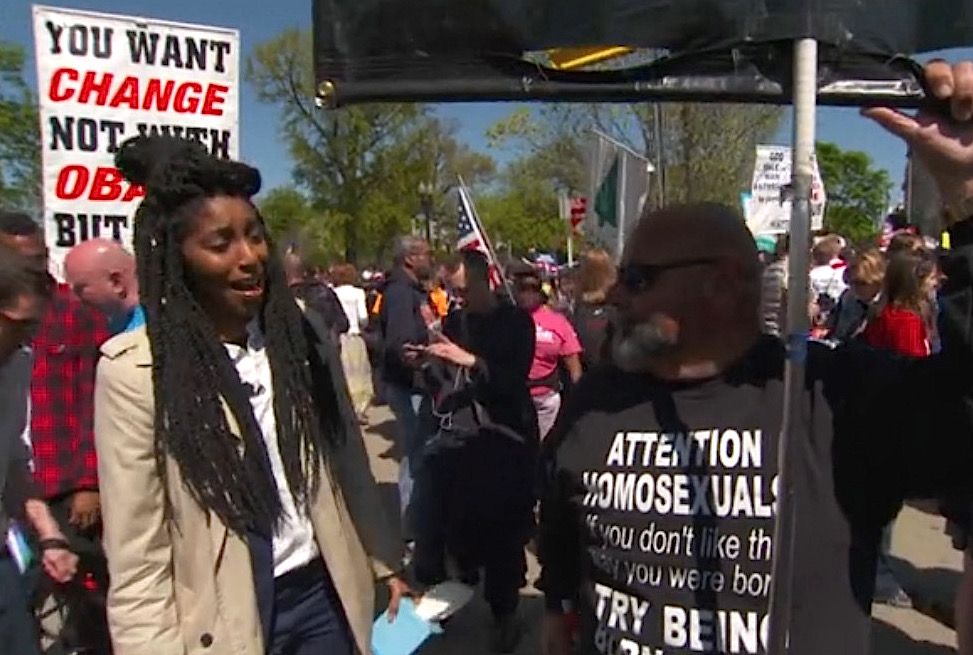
361,406,962,654
873,503,963,654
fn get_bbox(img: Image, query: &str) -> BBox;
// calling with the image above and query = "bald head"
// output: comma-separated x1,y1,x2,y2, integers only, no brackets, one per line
625,203,759,267
282,250,307,287
66,238,134,273
610,203,762,379
64,238,139,321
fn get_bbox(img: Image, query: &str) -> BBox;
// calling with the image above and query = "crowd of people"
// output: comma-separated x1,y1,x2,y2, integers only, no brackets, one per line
3,58,973,655
760,216,973,647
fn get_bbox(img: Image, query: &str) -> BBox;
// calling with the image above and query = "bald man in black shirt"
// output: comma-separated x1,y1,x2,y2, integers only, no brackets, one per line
540,60,973,655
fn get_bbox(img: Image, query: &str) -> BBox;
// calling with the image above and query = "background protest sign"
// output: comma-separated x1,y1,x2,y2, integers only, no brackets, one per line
747,145,825,236
33,5,240,279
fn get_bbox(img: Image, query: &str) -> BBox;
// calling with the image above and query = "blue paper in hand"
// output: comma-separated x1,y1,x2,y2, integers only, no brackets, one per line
372,597,443,655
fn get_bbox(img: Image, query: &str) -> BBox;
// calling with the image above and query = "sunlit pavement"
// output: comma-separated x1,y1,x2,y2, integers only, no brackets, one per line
361,406,959,654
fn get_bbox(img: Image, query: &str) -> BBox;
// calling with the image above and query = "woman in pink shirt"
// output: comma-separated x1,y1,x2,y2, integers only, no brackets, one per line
513,269,583,439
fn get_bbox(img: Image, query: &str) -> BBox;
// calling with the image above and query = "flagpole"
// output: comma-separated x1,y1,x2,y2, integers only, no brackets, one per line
591,128,649,162
559,189,575,267
653,103,666,208
617,150,628,260
458,176,515,302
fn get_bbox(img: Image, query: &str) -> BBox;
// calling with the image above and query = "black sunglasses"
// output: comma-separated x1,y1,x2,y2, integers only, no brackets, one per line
617,258,721,293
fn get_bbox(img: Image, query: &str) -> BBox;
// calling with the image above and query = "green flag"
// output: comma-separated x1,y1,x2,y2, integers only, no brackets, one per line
595,156,619,228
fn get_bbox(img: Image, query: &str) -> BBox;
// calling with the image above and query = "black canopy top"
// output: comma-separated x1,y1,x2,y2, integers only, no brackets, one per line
313,0,973,106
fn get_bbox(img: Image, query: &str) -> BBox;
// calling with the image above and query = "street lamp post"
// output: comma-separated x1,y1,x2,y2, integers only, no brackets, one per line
418,181,434,244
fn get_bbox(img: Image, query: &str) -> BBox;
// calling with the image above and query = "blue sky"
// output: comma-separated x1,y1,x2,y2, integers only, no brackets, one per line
4,0,968,204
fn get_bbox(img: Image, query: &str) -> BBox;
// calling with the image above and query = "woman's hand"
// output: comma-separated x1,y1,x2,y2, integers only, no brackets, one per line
424,338,477,368
386,575,413,621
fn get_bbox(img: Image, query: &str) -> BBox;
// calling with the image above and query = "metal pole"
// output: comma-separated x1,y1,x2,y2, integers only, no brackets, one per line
559,189,575,267
906,151,914,223
617,150,628,260
458,177,515,303
592,128,648,162
767,37,817,655
422,196,433,244
653,103,666,208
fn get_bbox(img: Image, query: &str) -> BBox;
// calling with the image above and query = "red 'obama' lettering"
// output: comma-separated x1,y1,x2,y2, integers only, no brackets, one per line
54,165,145,202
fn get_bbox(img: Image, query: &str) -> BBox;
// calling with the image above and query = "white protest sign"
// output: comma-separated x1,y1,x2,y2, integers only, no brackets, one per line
33,5,240,279
748,145,825,236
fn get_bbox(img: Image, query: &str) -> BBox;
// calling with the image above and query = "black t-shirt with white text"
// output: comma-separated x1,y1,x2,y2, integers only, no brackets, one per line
539,332,973,655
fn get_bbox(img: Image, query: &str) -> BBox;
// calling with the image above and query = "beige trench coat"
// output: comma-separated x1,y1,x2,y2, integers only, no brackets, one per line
94,321,402,655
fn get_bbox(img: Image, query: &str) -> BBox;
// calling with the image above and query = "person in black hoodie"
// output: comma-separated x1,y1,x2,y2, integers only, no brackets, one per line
412,250,537,652
379,236,434,532
539,59,973,655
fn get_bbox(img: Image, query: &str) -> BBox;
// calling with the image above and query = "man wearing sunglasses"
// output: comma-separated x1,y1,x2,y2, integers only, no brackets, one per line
540,59,973,655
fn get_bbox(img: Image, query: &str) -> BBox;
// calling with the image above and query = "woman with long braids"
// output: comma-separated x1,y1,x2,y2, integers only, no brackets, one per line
94,136,407,655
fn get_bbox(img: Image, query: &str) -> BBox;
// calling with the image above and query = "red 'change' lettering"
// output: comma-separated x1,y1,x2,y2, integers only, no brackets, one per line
47,68,229,116
54,165,145,202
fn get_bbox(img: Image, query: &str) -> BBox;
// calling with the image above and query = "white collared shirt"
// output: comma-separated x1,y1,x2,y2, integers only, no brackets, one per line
224,324,319,578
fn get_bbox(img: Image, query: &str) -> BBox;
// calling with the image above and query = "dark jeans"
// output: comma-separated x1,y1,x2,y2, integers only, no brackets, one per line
414,418,536,619
412,440,531,619
268,560,354,655
0,557,41,655
414,521,526,618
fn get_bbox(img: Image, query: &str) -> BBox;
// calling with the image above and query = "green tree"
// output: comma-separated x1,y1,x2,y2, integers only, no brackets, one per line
477,154,568,254
482,105,598,255
487,102,783,209
482,102,781,254
258,186,343,264
484,50,783,246
377,116,495,255
246,29,494,264
815,141,891,244
486,105,589,193
0,42,40,211
651,103,783,206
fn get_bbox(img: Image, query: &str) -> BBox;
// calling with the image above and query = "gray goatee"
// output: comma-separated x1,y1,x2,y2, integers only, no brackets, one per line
611,320,677,373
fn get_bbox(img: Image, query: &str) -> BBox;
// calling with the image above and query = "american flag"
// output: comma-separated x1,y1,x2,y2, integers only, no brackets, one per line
456,184,505,290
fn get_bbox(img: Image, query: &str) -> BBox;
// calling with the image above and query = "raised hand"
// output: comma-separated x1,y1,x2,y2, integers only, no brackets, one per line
863,60,973,223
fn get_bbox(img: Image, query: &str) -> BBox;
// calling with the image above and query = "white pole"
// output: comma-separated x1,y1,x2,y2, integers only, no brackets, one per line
906,152,914,222
617,150,628,261
559,189,575,267
653,103,666,208
592,128,648,162
767,37,817,655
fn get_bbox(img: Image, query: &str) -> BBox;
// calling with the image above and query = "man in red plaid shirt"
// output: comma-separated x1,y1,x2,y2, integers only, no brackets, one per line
0,212,111,653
